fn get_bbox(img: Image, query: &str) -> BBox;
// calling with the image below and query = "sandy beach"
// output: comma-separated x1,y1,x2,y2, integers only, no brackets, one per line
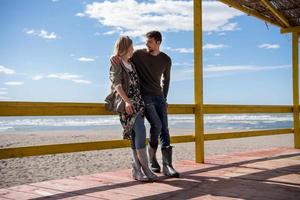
0,129,293,188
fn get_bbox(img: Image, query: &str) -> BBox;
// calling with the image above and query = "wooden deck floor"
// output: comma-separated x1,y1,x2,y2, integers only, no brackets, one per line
0,147,299,200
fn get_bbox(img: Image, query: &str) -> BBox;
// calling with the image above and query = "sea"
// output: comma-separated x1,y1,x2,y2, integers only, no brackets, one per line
0,114,293,133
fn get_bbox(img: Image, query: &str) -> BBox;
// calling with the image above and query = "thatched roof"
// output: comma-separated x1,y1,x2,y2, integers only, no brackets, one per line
220,0,300,32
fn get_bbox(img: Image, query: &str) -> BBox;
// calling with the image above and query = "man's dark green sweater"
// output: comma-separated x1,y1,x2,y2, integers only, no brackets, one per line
131,49,171,99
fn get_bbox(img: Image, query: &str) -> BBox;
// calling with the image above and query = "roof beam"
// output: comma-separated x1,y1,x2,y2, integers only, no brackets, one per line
219,0,282,28
281,26,300,34
260,0,291,28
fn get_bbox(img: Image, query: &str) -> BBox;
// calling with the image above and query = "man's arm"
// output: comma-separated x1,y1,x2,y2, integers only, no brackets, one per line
162,59,171,100
110,55,121,66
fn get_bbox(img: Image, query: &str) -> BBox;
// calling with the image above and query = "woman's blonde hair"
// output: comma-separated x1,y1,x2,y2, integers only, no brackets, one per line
113,36,132,57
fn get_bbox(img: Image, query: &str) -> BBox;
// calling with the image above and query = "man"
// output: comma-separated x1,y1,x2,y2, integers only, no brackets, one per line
112,31,179,178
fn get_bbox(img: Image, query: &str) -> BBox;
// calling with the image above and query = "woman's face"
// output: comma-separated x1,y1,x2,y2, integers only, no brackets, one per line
126,44,134,59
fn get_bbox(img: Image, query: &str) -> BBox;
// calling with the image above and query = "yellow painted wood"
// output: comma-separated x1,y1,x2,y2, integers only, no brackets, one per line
281,26,300,34
0,101,111,116
260,0,290,28
204,104,292,114
194,0,204,163
0,140,131,159
0,135,195,159
0,102,195,116
1,127,293,159
219,0,282,28
0,102,293,116
204,129,293,141
170,135,195,143
167,104,195,114
292,32,300,148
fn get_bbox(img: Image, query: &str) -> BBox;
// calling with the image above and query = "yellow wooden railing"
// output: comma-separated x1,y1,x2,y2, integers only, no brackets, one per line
0,102,294,160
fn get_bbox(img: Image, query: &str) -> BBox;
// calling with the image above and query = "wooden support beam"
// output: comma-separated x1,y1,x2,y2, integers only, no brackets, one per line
260,0,290,28
292,31,300,148
194,0,204,163
281,26,300,34
219,0,282,28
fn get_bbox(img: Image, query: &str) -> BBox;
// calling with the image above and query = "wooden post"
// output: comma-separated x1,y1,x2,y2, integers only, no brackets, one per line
292,31,300,148
194,0,204,163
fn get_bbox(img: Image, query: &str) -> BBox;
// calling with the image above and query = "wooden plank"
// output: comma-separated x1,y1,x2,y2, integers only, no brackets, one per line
292,32,300,148
194,0,204,163
204,104,292,114
281,26,300,34
0,135,194,159
260,0,290,28
0,102,195,116
0,102,293,116
204,129,293,141
219,0,282,28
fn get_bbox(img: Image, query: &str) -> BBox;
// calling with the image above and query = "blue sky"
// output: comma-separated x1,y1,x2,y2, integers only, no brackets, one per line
0,0,296,105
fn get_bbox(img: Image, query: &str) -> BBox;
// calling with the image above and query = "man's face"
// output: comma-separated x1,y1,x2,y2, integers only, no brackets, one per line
146,37,160,52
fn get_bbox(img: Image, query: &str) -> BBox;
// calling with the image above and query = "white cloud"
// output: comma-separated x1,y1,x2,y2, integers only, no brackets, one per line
47,73,80,80
0,88,8,90
204,65,290,73
25,29,35,34
203,43,228,50
134,44,147,50
47,73,91,84
5,81,24,86
173,62,193,66
0,91,8,95
218,23,240,31
103,30,118,35
32,75,44,80
77,57,95,62
171,64,291,81
172,67,194,82
76,12,85,17
165,47,194,53
24,29,59,39
83,0,243,37
72,79,91,84
258,43,280,49
0,65,15,75
215,53,221,57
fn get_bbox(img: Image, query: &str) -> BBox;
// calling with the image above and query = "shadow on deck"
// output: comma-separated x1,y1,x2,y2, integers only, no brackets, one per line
0,147,299,200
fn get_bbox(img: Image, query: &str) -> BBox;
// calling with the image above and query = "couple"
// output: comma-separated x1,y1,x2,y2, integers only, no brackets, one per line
105,31,179,182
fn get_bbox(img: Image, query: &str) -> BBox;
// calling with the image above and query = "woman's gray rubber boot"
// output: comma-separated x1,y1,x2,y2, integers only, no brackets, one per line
136,148,158,181
132,149,150,182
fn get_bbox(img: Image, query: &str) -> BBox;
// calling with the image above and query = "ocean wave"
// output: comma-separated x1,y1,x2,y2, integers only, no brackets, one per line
0,116,120,127
0,114,293,132
0,126,14,132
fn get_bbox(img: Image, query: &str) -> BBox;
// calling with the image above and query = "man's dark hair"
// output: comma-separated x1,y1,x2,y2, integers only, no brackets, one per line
146,31,162,43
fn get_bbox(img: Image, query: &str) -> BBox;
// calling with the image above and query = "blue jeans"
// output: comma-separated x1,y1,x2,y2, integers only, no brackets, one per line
131,112,147,149
143,95,170,148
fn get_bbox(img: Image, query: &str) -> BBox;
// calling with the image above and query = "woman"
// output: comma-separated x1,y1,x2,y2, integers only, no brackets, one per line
106,36,158,182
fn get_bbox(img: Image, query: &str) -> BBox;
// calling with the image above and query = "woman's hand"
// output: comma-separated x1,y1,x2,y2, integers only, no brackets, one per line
125,100,134,115
114,85,133,115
